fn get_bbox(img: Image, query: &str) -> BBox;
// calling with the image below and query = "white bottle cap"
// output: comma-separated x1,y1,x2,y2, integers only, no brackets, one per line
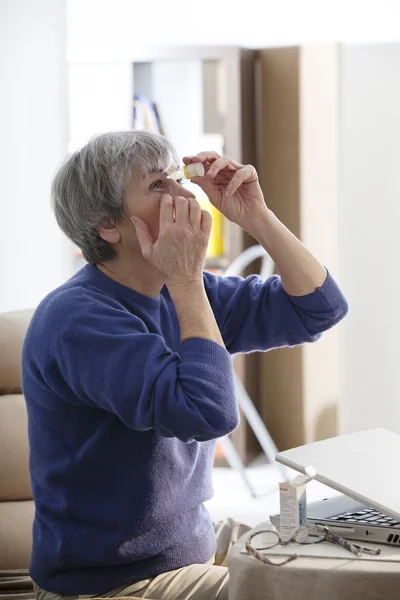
183,162,205,179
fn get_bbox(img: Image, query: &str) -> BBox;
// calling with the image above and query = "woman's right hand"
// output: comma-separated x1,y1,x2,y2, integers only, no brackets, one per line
131,194,212,287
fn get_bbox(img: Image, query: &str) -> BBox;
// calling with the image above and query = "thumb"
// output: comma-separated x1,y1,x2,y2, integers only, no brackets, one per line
130,217,154,259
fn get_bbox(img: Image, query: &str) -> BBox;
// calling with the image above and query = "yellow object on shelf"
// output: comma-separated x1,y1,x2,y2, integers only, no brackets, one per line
197,196,224,258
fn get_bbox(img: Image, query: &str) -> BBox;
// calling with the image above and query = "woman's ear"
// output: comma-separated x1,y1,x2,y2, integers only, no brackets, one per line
98,221,121,245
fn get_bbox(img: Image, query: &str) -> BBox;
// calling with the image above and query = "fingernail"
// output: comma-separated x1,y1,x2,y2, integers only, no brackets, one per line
130,217,137,232
224,189,231,197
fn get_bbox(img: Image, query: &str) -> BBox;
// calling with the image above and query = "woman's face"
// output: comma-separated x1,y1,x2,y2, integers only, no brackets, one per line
100,168,196,259
124,169,196,240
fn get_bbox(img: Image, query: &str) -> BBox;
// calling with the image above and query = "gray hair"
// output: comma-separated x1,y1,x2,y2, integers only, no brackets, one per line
51,130,178,263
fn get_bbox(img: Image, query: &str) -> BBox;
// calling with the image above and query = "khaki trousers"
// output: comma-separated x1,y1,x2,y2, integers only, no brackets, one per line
34,519,251,600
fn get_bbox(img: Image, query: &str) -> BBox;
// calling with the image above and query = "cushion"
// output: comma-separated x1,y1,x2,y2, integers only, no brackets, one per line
0,310,33,395
0,501,34,570
0,395,32,501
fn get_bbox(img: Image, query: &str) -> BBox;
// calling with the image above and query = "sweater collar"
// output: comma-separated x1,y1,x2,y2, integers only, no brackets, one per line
82,263,164,309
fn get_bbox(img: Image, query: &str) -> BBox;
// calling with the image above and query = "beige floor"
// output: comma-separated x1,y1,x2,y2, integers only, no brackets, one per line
206,458,340,527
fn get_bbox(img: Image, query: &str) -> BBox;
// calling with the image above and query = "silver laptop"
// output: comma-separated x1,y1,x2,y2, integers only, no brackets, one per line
270,428,400,547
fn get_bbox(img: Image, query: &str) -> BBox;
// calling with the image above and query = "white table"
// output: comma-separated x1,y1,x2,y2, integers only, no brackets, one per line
229,522,400,600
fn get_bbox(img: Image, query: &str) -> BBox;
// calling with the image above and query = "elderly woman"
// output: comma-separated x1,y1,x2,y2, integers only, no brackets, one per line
22,130,348,600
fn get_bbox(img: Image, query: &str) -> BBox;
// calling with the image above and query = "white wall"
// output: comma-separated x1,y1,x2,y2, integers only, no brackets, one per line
67,0,400,60
68,62,133,152
0,0,70,312
339,44,400,434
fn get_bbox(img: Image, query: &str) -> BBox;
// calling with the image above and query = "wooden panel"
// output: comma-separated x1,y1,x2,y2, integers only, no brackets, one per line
240,49,257,167
239,49,263,461
256,47,306,451
256,48,301,237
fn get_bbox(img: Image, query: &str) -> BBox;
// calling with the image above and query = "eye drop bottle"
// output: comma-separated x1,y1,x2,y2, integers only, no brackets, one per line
279,465,316,543
169,162,205,181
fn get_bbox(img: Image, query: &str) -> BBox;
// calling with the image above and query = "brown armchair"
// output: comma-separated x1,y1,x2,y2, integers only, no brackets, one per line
0,310,34,575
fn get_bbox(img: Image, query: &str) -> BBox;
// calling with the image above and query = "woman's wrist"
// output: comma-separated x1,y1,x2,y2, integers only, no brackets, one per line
167,277,225,346
166,277,205,300
242,208,277,245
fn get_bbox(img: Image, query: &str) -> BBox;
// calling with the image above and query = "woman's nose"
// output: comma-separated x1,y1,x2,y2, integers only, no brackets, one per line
168,180,196,200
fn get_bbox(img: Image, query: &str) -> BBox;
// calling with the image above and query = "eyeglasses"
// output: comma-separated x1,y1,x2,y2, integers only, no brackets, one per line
245,525,381,567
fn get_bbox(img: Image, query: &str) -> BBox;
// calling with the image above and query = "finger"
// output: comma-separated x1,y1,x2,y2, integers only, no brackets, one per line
224,165,257,197
183,151,220,164
159,194,174,230
130,217,153,259
201,209,213,237
206,156,243,180
188,197,202,229
206,157,230,179
191,176,218,200
174,196,189,226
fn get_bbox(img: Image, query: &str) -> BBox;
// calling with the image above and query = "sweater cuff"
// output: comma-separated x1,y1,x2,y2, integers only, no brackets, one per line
179,338,233,369
287,271,348,314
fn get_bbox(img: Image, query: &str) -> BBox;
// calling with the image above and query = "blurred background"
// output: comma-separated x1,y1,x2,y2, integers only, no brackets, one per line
1,0,400,523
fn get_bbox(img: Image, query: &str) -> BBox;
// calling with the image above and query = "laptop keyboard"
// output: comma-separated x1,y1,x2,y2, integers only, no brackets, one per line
329,508,400,528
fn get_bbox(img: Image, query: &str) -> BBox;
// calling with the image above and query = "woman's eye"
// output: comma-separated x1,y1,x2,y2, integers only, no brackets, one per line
151,180,164,191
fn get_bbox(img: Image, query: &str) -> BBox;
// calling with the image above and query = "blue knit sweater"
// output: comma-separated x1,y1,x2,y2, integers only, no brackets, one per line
22,264,348,594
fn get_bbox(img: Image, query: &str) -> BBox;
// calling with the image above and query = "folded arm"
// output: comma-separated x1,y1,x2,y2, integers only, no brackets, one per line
48,301,238,443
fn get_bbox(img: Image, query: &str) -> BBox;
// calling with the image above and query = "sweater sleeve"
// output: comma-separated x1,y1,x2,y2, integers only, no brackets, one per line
203,270,349,354
47,301,239,443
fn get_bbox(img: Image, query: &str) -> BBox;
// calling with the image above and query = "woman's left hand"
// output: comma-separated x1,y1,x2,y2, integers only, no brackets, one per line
184,152,268,228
